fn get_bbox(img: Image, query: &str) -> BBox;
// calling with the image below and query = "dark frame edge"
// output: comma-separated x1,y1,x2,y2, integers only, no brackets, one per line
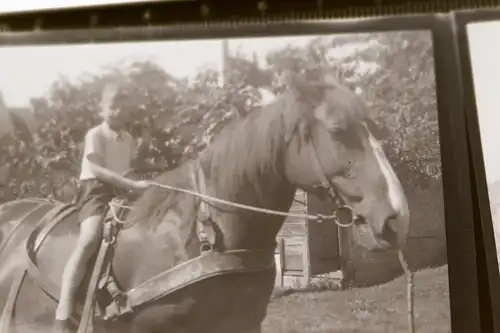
452,7,500,333
0,13,480,45
430,14,482,333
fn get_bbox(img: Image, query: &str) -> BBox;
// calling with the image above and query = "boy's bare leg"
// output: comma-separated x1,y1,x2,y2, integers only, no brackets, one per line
55,215,103,321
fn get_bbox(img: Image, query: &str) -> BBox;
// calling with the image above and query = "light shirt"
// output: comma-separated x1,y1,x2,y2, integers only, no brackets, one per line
79,122,137,180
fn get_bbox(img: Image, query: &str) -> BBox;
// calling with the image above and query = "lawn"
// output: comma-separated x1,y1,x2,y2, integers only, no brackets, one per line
262,265,451,333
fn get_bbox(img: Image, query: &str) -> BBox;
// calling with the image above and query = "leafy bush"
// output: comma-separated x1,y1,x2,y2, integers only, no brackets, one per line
1,31,439,202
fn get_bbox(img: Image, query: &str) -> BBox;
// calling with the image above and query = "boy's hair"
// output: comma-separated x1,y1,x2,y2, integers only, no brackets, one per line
100,82,121,107
99,81,130,119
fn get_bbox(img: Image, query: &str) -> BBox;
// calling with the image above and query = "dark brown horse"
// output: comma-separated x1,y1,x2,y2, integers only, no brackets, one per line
0,71,409,333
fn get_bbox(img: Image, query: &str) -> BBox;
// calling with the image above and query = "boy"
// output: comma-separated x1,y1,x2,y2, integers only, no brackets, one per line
54,83,151,332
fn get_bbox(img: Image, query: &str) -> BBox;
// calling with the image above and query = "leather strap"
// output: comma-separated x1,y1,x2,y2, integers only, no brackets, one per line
77,237,111,333
190,161,216,251
25,204,78,302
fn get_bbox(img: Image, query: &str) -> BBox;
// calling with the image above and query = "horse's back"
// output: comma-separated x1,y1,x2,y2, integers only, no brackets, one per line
0,200,83,331
0,198,54,229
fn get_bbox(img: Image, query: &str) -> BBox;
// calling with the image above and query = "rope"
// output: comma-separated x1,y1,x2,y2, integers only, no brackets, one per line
109,181,355,227
398,250,416,333
107,199,131,225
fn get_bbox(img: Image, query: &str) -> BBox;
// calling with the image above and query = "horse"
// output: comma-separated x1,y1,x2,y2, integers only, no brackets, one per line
0,70,409,333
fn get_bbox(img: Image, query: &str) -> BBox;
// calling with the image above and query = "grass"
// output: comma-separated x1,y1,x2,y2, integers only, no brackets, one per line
9,266,450,333
262,265,451,333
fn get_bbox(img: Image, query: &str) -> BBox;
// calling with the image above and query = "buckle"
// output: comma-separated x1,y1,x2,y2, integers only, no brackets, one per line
200,241,213,253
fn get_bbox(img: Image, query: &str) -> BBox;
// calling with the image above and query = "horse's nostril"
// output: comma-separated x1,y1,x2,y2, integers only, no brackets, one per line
387,212,399,222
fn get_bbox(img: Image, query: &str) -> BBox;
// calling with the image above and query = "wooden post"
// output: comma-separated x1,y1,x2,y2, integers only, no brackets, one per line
302,234,311,287
338,226,352,288
302,194,311,287
220,39,229,87
278,238,285,288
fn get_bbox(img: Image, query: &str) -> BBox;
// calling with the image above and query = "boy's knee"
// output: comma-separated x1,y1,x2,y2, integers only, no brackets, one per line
77,214,104,256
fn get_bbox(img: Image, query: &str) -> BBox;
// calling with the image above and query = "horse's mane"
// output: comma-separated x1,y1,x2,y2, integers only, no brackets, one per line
130,91,304,226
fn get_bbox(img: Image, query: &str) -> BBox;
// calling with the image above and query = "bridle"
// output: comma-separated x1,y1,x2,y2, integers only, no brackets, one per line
306,126,359,228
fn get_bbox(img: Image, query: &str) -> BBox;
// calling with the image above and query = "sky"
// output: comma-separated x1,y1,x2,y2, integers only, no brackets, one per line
0,34,352,107
467,21,500,184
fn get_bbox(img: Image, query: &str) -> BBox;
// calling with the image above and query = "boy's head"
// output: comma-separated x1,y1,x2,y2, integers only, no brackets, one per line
99,82,131,129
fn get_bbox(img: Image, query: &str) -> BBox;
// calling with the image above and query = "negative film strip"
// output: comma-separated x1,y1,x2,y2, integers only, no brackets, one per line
0,2,490,333
0,0,498,32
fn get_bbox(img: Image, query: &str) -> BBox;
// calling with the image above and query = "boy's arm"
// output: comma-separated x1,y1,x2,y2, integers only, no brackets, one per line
84,130,138,191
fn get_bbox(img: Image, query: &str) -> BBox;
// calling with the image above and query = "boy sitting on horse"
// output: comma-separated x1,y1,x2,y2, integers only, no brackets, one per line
54,82,152,333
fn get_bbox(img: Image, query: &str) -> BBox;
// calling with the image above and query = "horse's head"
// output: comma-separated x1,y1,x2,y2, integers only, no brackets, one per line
283,69,409,251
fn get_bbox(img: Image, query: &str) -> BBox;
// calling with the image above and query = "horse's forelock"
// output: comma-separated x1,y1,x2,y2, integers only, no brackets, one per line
321,84,369,132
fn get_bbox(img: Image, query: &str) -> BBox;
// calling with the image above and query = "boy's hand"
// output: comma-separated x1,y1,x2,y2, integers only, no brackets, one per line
132,180,154,193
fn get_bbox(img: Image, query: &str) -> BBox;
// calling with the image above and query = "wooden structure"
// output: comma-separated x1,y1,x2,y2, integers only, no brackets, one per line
275,189,347,288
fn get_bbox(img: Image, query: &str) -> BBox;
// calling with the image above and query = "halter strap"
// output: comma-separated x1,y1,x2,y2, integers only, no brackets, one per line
190,161,217,251
307,129,356,228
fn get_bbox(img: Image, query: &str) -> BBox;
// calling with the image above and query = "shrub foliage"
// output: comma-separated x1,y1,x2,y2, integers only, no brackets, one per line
0,31,439,202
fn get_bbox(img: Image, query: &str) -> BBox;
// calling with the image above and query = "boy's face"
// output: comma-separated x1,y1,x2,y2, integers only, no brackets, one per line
100,85,130,129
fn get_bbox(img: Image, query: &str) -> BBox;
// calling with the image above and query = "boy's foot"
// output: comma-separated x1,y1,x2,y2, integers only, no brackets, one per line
53,319,74,333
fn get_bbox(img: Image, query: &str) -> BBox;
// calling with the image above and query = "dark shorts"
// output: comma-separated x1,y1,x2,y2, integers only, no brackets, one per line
75,179,115,223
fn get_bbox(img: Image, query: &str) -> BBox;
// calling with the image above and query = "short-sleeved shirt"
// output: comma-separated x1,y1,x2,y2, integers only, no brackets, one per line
79,122,137,180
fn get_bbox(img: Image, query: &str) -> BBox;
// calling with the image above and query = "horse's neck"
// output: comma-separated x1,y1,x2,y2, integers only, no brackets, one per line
201,156,296,251
113,153,296,287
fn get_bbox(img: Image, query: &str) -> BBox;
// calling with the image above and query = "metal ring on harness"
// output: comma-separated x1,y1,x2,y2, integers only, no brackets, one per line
199,242,213,253
332,205,355,227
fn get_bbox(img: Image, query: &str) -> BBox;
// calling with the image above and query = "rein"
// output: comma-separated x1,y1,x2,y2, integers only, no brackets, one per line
109,147,356,230
109,181,346,225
